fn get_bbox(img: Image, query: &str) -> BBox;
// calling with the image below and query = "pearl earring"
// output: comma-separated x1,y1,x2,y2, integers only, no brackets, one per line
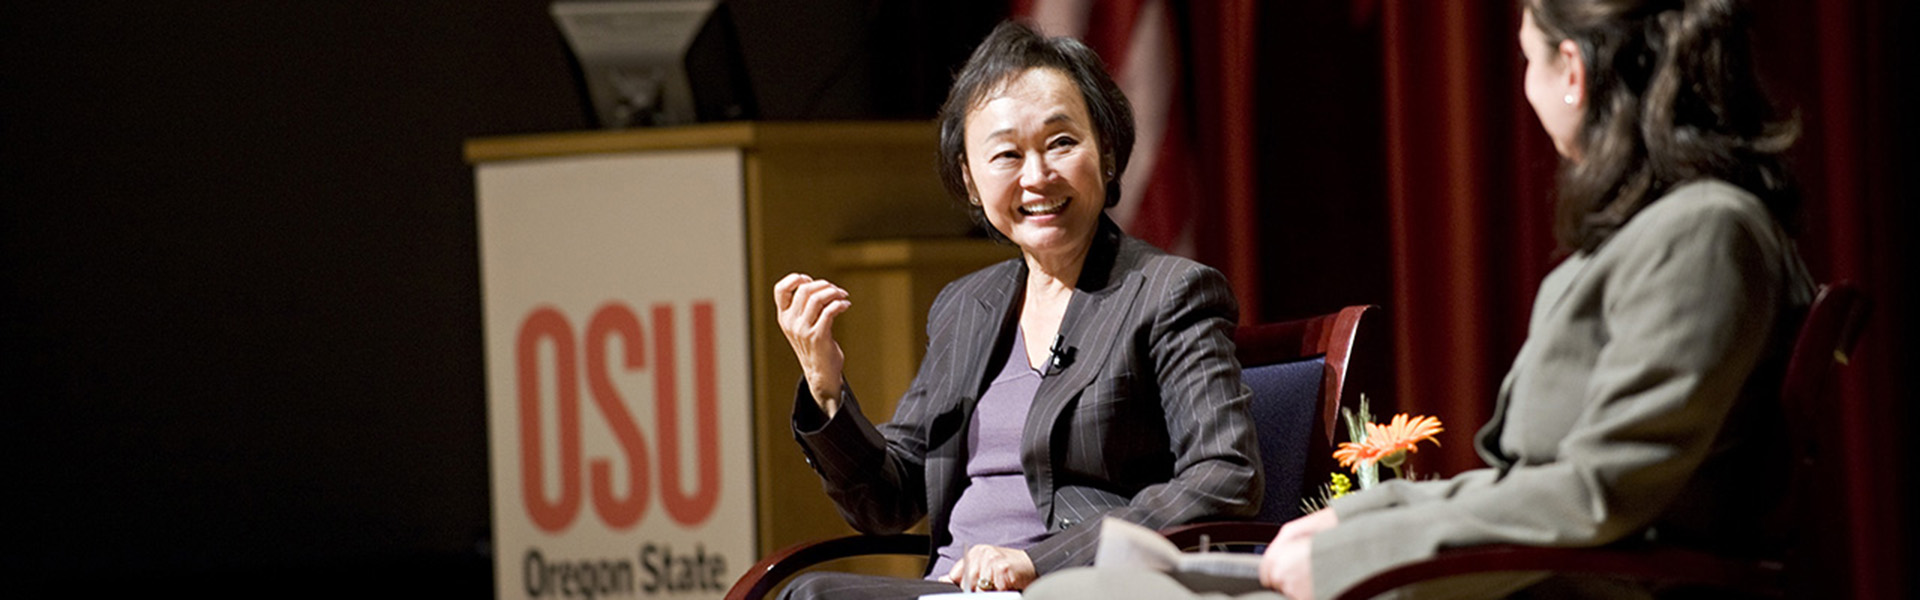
1564,94,1576,105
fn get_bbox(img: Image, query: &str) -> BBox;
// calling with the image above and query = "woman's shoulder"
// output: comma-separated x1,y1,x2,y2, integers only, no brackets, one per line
1592,178,1802,293
1114,233,1222,283
1109,235,1238,319
1609,178,1784,251
930,255,1025,307
1634,179,1776,230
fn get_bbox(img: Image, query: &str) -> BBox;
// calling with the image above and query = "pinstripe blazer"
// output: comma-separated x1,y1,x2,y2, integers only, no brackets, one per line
791,216,1263,575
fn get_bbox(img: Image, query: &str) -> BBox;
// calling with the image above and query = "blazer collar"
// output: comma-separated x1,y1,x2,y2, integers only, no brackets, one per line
956,215,1145,397
956,213,1136,392
1024,216,1145,449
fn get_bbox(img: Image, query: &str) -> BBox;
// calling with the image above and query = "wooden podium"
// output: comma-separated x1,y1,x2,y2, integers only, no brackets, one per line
466,122,1014,592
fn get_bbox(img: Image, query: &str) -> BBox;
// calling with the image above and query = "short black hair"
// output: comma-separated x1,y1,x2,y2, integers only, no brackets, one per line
935,20,1136,229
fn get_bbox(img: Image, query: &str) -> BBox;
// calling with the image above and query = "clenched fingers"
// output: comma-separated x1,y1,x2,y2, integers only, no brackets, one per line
773,273,813,313
796,279,849,331
771,273,851,408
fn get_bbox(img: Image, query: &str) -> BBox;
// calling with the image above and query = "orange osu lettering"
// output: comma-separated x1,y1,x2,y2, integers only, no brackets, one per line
585,303,652,529
514,301,724,533
518,307,582,532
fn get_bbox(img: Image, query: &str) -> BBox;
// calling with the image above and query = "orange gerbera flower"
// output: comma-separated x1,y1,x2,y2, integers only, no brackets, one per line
1333,414,1444,470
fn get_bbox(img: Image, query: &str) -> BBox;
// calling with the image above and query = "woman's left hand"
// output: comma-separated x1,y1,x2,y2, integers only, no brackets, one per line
937,544,1037,592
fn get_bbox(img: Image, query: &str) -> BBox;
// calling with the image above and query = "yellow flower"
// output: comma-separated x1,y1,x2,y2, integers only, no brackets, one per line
1328,473,1352,498
1334,414,1444,470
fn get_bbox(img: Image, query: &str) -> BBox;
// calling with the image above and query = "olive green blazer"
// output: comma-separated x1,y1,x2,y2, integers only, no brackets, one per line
1316,179,1814,599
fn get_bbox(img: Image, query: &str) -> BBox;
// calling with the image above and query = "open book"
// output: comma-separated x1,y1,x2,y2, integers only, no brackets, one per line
1093,518,1270,594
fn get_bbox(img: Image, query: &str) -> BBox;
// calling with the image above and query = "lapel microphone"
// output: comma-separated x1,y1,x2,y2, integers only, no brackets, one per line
1046,334,1076,376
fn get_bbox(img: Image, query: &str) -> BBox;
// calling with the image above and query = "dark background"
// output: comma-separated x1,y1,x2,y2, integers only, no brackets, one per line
0,1,1007,594
2,0,1909,596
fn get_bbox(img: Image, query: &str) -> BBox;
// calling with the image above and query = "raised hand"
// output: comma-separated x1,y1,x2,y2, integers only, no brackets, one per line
773,273,852,416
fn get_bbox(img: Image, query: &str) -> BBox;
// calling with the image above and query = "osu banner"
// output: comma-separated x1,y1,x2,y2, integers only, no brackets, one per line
478,149,755,599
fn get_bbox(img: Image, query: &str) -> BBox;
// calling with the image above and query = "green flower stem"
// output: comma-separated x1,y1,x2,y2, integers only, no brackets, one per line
1380,450,1407,480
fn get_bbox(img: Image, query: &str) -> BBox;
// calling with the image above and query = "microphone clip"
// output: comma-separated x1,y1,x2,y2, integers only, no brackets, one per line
1046,334,1076,375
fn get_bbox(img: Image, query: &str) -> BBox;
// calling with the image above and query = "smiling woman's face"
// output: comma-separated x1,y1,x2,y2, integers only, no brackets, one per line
961,67,1109,261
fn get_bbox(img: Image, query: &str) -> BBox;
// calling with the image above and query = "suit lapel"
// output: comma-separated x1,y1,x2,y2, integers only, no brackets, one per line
963,261,1024,400
1476,252,1590,469
1022,218,1144,522
928,259,1023,536
1026,275,1140,432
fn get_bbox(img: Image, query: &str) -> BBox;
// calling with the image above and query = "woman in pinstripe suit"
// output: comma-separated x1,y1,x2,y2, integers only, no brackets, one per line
769,21,1263,599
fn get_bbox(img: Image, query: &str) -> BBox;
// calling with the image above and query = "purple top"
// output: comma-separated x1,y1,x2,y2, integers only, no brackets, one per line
927,328,1050,579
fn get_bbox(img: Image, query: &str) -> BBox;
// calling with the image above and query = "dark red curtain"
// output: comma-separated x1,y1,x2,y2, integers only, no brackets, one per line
1374,1,1912,597
1186,0,1261,317
1771,2,1909,596
1378,2,1559,474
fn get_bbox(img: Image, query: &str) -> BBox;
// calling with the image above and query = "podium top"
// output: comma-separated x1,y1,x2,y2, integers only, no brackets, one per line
464,120,937,164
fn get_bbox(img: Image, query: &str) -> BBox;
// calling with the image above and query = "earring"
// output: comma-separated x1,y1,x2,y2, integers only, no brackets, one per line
968,196,981,206
1564,94,1576,105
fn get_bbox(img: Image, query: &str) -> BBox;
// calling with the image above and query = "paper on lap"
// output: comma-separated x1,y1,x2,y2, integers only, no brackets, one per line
1092,517,1268,595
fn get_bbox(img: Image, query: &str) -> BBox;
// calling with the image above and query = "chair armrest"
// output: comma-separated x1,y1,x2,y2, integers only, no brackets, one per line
1333,544,1785,600
725,534,929,600
1160,521,1282,551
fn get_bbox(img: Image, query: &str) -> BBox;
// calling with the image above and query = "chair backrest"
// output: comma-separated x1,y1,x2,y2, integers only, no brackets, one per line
1233,305,1382,523
1778,282,1871,597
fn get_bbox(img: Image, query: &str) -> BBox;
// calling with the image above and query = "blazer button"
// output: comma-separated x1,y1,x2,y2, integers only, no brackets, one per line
1058,518,1076,529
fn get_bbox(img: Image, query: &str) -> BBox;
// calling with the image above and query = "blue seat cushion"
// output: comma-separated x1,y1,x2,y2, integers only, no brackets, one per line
1241,356,1325,523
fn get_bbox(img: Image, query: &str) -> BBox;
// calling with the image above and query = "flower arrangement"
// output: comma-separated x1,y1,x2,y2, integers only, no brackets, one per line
1301,395,1444,512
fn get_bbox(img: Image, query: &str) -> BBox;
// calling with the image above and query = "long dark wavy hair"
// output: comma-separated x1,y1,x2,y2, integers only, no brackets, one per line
1528,0,1800,252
